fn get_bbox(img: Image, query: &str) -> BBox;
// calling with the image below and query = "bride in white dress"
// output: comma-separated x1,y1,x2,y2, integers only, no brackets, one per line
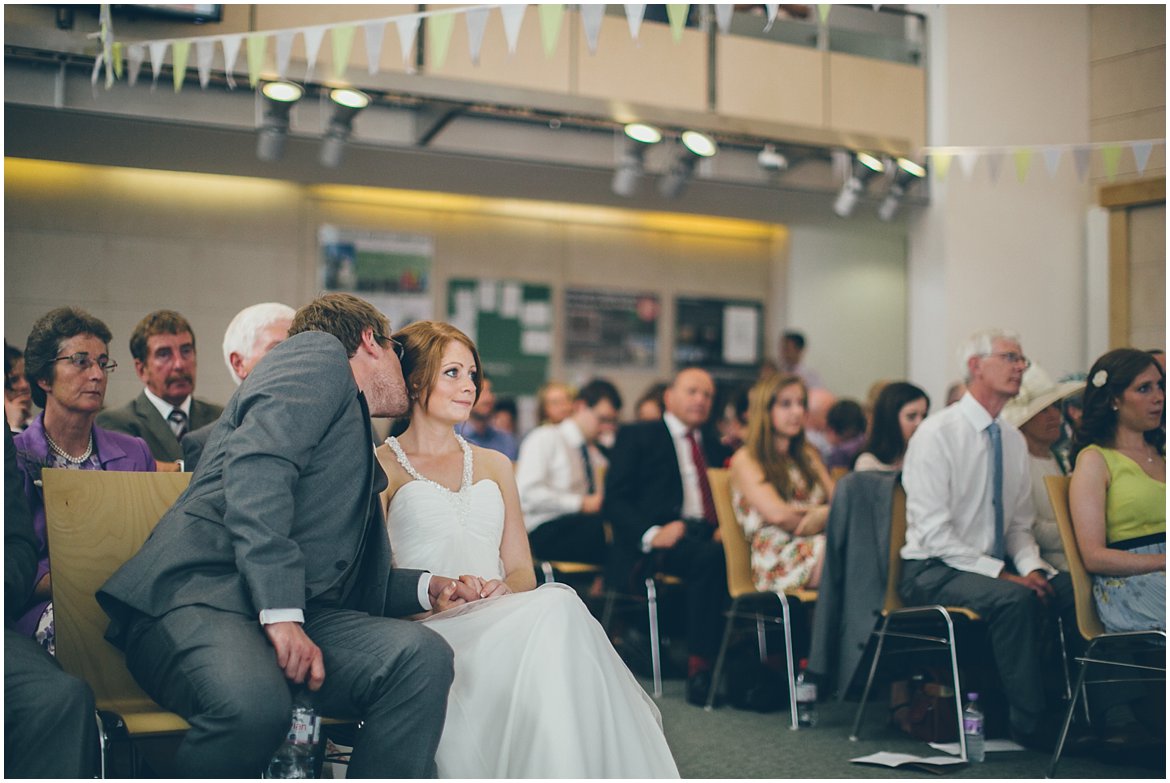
375,320,679,779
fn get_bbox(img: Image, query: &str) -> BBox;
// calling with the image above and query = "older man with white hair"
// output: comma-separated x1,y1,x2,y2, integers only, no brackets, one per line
180,303,294,472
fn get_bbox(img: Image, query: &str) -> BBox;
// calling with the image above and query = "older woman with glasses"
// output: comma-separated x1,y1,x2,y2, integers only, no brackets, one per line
13,307,155,650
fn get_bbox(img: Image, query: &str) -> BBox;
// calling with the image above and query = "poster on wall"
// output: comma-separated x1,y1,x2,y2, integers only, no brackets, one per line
318,226,434,327
564,288,659,368
674,297,763,379
447,278,551,396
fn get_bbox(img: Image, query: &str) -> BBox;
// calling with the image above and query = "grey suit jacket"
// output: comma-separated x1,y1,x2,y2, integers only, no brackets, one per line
97,390,222,463
98,331,424,644
807,470,896,700
180,422,212,473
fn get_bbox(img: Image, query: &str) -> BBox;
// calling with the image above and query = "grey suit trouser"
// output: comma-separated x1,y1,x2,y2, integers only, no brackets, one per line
125,605,453,778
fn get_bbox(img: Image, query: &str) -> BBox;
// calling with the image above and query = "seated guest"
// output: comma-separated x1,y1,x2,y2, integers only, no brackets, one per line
804,386,837,462
1069,348,1165,633
854,381,930,472
728,373,834,591
537,380,574,425
717,384,751,454
604,367,731,705
461,376,518,460
13,308,155,649
1002,366,1084,572
492,396,518,439
824,398,867,472
634,381,668,422
97,309,222,468
516,379,621,567
4,342,32,433
181,302,294,473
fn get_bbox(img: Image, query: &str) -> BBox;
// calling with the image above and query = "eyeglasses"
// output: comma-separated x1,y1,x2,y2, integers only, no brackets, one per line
373,333,405,361
53,352,118,373
984,351,1031,369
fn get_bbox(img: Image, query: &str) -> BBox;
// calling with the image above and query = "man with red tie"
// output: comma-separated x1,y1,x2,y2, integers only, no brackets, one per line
604,366,731,705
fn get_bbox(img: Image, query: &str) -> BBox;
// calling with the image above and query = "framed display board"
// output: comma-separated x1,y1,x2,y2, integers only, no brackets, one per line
447,279,552,396
674,297,764,379
564,288,660,368
318,226,434,327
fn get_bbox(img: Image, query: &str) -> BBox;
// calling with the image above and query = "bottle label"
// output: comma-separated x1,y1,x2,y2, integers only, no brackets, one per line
796,682,816,702
288,709,319,745
963,716,983,734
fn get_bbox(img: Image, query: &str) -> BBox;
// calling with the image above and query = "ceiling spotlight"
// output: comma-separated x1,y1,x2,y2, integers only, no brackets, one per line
877,157,928,221
681,130,717,158
658,131,717,199
256,80,304,162
624,122,663,144
833,151,886,217
320,87,372,168
757,143,789,172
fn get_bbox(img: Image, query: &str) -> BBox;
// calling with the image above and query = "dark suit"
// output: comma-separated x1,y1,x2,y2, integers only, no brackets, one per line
603,418,730,660
98,332,452,778
179,421,212,473
97,390,222,463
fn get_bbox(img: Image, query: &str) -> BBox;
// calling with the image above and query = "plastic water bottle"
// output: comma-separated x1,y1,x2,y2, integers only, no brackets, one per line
962,692,985,763
795,658,818,728
264,700,321,778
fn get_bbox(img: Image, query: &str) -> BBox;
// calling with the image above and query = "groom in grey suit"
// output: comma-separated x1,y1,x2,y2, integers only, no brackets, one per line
99,293,473,778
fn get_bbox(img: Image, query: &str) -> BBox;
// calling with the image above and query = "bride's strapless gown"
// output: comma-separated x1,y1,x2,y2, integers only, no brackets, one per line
385,436,680,779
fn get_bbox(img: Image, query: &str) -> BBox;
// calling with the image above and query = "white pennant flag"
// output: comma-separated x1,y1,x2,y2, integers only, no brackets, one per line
985,152,1004,183
466,8,490,65
91,51,103,88
364,20,387,75
221,35,242,89
715,4,734,33
501,5,526,53
275,30,295,80
1072,147,1092,181
395,16,420,70
581,4,605,54
956,150,979,180
195,39,215,87
303,27,326,82
127,43,145,86
1132,141,1154,176
764,3,779,31
1041,147,1062,177
624,4,646,42
148,40,168,88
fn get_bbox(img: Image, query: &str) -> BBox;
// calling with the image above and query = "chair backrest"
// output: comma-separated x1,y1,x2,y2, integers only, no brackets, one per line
43,468,191,710
883,482,908,613
1045,474,1106,641
708,467,758,600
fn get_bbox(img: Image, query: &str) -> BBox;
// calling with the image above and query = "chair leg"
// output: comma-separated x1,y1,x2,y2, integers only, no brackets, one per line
706,601,739,711
778,593,798,731
850,617,890,741
95,710,108,779
939,611,967,762
756,617,767,661
1047,652,1092,778
646,577,662,698
1056,615,1073,702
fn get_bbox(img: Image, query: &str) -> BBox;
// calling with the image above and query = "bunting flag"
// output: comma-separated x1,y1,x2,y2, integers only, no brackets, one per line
957,151,979,180
99,4,115,88
666,5,688,43
817,4,831,25
221,35,241,88
148,40,167,87
1072,147,1092,181
429,12,456,71
195,38,214,88
923,140,1164,185
715,4,734,34
763,3,779,31
501,4,526,54
466,8,490,65
245,33,267,88
539,4,563,58
1042,146,1062,177
931,152,953,182
395,16,420,70
172,40,190,92
1013,149,1032,183
332,26,356,80
364,21,387,75
985,151,1004,183
112,42,124,80
1132,140,1153,176
303,27,325,82
1101,145,1123,181
126,42,145,86
580,4,605,54
275,30,295,80
624,3,646,41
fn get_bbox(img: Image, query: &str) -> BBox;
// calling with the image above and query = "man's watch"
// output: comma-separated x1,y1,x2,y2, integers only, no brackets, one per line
176,459,185,472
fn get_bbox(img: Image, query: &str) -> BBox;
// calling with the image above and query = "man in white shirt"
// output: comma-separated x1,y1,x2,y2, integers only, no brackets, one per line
516,378,622,565
901,328,1074,750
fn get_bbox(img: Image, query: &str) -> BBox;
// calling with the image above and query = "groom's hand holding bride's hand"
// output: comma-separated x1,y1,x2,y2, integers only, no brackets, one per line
429,575,482,611
459,574,510,599
265,621,326,691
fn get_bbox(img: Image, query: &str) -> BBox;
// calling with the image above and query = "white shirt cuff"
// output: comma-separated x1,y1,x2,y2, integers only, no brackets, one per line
417,572,433,611
259,608,304,625
641,526,661,553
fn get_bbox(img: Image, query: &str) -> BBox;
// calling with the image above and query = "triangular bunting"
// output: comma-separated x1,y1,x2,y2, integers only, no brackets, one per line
466,8,490,65
1132,141,1153,176
195,38,215,88
1072,147,1091,182
818,4,831,24
112,42,124,81
91,51,103,89
245,33,267,88
930,152,953,182
303,27,326,82
581,4,605,54
715,4,734,34
764,3,779,31
428,13,456,71
501,5,526,54
332,25,356,80
1101,145,1122,181
666,5,689,43
221,35,242,89
126,43,145,86
624,4,646,41
396,16,420,70
539,4,563,58
363,21,387,75
956,151,978,180
171,40,190,92
1013,149,1033,183
148,40,168,88
985,152,1004,183
275,30,295,80
1042,146,1062,177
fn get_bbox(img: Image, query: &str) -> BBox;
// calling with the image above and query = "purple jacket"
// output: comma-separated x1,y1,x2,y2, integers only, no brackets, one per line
12,413,155,636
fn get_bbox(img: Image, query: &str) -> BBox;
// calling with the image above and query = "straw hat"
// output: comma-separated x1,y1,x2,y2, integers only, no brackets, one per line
1001,365,1084,428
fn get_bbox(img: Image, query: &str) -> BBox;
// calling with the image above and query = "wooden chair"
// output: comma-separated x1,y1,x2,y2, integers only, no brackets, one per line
1043,475,1166,778
705,467,817,729
848,482,979,760
42,468,193,776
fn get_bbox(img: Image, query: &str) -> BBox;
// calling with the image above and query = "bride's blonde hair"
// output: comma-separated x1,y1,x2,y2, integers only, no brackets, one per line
393,320,483,409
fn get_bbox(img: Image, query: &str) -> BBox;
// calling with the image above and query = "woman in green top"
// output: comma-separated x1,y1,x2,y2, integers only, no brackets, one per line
1070,348,1165,633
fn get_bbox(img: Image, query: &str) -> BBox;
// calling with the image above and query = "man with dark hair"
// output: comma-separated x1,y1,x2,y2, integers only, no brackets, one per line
825,398,867,471
462,376,518,459
97,309,222,466
779,329,824,389
516,378,622,566
98,293,472,777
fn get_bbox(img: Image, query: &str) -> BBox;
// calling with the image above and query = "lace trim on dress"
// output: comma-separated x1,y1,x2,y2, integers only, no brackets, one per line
386,433,474,494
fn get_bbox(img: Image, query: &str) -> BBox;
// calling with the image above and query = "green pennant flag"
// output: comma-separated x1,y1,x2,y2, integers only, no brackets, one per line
332,25,356,79
539,4,563,58
246,34,267,88
428,12,456,71
1101,145,1123,180
818,4,832,24
172,40,190,92
112,41,123,80
1013,149,1033,183
931,152,953,182
666,5,689,42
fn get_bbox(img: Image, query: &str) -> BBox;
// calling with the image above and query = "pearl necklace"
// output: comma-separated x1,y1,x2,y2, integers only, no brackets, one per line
44,430,94,464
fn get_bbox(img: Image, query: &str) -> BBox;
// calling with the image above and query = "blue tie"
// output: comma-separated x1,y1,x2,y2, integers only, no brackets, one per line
987,421,1005,560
